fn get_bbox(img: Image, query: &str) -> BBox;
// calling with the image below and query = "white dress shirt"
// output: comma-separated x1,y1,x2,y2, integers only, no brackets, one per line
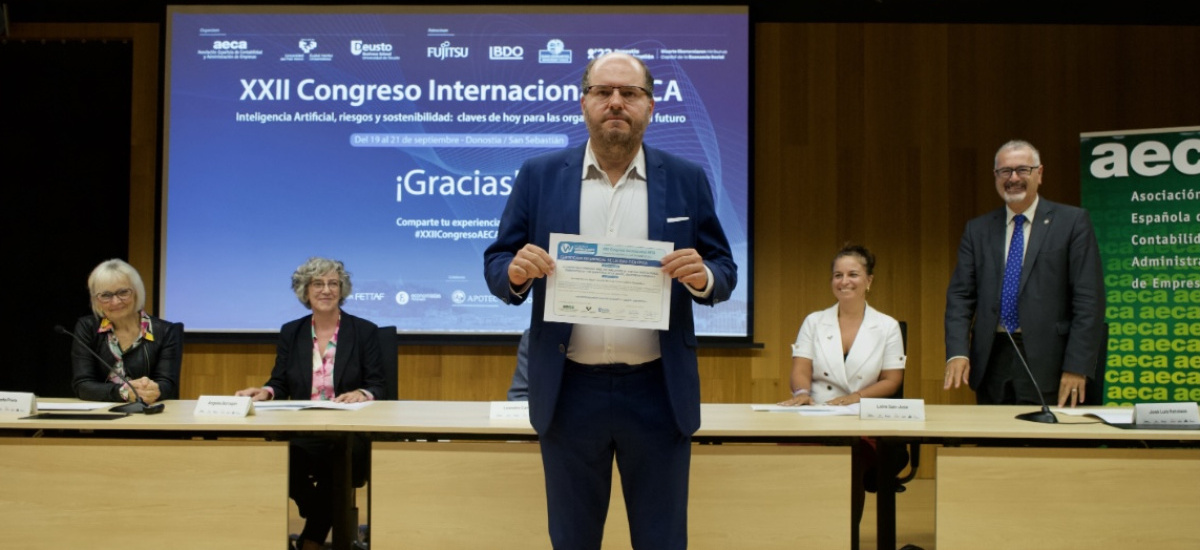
567,141,661,365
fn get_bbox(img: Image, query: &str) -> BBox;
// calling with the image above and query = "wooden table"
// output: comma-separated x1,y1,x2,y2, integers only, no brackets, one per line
0,400,349,550
887,405,1200,550
340,401,864,549
336,402,1200,550
5,401,1198,549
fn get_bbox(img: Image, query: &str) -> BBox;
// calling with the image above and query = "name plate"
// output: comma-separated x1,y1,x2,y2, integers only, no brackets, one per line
194,395,255,417
489,400,530,421
859,398,925,421
0,392,37,415
1133,402,1200,426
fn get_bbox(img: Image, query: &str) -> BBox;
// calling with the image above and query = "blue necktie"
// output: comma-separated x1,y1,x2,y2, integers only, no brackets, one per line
1001,214,1026,332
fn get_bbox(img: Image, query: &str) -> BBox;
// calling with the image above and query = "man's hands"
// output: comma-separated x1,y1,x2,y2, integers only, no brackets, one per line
508,245,709,292
944,357,970,390
508,244,555,287
661,248,708,291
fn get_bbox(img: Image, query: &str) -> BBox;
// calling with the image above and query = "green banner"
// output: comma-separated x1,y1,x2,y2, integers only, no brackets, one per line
1081,127,1200,406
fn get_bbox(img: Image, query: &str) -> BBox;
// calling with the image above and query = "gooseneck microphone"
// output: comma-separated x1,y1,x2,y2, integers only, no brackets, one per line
1005,328,1057,424
55,324,165,415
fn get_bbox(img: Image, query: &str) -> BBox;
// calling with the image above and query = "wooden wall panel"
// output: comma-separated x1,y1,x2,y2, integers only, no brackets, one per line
182,343,276,397
23,23,1199,417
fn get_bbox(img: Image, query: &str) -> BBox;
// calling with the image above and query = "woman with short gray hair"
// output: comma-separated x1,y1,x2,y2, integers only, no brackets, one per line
236,257,385,550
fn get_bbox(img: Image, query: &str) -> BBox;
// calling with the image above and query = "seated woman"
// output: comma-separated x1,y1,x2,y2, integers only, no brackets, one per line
236,257,386,550
778,244,907,526
71,258,181,406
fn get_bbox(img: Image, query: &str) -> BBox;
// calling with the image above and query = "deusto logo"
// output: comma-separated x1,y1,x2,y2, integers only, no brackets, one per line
351,40,394,56
213,40,248,50
350,40,393,55
489,45,524,61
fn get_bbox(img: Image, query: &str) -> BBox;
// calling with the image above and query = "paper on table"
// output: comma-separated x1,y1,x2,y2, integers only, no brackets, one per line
751,404,860,416
35,402,113,411
253,400,373,411
1053,407,1133,424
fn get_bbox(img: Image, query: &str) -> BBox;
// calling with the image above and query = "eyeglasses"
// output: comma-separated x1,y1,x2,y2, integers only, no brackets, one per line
583,84,650,101
994,165,1040,179
96,288,134,303
310,280,341,291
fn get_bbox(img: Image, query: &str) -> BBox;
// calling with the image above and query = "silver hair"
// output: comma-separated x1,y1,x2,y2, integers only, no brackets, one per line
291,257,352,309
995,139,1041,167
87,258,147,317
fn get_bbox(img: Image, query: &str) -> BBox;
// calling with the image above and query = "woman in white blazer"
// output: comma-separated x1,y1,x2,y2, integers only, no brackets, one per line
780,245,906,406
778,245,909,533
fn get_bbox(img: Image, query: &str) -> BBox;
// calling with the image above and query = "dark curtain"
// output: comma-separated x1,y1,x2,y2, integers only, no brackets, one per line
0,39,132,396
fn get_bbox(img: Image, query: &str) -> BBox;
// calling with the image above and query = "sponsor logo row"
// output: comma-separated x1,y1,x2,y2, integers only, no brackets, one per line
345,290,500,306
201,37,722,63
204,37,574,63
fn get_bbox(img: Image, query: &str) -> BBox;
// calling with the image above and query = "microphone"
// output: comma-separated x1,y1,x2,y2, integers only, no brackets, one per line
55,324,165,415
1004,328,1057,424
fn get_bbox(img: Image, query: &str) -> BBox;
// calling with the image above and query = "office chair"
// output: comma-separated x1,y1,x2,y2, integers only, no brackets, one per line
892,321,920,492
1084,323,1109,406
351,326,398,549
855,321,923,550
288,326,396,550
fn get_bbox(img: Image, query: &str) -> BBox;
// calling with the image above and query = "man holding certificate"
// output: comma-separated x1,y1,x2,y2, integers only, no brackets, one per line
484,52,737,549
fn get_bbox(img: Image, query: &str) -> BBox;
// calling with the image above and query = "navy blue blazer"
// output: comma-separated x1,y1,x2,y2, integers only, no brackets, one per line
264,312,386,400
484,144,737,435
945,198,1105,391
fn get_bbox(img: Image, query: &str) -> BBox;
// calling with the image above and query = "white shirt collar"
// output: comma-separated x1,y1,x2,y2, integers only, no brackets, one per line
1006,195,1039,225
582,139,646,185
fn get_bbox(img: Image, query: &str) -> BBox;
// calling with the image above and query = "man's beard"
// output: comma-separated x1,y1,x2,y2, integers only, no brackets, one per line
1000,182,1027,204
588,114,645,151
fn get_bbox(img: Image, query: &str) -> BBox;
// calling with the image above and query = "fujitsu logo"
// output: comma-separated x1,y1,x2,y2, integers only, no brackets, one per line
427,41,468,60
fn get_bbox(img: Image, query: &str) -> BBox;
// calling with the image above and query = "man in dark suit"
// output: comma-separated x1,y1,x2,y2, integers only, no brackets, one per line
944,140,1105,407
484,52,736,549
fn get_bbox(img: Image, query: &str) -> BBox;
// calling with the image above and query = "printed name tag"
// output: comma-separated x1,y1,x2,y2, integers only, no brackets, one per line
194,395,255,417
489,400,530,421
0,392,37,415
1133,402,1200,426
859,398,925,421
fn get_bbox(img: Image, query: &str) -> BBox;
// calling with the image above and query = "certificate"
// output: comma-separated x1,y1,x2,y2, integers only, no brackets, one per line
544,233,673,330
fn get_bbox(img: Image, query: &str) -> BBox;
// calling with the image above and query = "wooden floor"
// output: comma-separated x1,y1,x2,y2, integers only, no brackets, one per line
291,479,937,549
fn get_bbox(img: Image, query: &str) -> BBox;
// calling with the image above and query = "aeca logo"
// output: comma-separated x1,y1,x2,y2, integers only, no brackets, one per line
213,40,248,50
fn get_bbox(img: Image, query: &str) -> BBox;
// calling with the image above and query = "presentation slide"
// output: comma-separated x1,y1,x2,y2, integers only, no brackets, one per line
163,6,749,337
